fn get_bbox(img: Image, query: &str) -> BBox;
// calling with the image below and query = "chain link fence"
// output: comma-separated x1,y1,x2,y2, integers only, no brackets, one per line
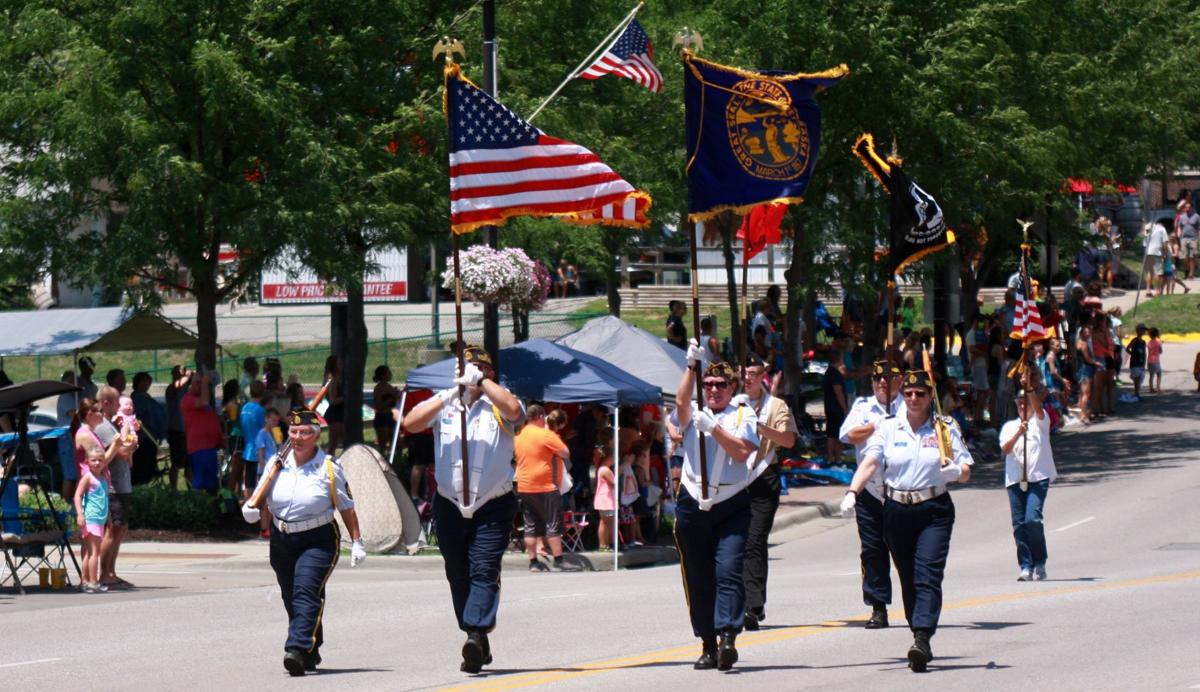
1,311,605,388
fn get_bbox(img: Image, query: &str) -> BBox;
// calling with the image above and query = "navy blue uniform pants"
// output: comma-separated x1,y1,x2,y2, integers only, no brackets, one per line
269,522,340,654
883,493,954,635
674,487,751,638
743,465,781,613
434,492,517,633
855,490,893,607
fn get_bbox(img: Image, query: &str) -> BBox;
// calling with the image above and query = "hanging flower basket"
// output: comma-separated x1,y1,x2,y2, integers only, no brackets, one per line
444,245,541,309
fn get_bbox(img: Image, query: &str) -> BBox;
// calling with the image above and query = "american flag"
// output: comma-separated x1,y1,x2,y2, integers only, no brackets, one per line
578,19,663,93
1011,256,1046,344
447,68,650,233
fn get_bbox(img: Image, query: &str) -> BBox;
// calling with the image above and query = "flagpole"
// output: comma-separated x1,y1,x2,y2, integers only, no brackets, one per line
688,219,711,500
1018,225,1032,492
527,2,644,122
739,248,749,370
452,231,472,507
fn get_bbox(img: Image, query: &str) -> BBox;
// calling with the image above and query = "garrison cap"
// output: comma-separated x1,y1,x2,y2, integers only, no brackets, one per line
901,370,933,390
872,360,902,377
704,361,738,381
463,344,493,369
288,407,325,428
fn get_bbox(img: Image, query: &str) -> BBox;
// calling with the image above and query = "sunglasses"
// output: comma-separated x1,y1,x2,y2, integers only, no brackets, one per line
871,375,896,382
702,380,731,390
902,390,930,399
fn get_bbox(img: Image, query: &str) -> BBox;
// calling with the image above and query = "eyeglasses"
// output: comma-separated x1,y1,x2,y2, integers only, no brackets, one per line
702,380,731,390
902,390,929,399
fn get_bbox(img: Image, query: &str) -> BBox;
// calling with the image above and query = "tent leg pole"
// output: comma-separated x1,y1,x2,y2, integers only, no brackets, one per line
613,406,619,572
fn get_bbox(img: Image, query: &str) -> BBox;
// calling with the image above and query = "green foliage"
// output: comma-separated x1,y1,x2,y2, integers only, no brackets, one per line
17,490,73,533
129,485,217,532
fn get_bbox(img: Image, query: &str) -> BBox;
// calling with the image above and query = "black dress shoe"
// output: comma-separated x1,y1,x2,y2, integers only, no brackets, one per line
304,650,321,672
717,632,739,671
865,606,889,629
283,649,307,677
461,632,486,674
694,638,718,670
744,610,760,631
907,630,932,673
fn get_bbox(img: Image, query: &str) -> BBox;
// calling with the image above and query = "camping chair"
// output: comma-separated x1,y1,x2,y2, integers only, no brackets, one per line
1,461,80,593
561,511,590,553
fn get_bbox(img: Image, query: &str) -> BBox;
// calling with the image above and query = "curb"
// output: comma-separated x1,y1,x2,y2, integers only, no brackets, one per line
769,499,844,537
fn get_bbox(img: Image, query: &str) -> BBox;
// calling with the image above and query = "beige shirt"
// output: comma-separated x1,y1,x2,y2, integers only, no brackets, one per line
744,392,798,473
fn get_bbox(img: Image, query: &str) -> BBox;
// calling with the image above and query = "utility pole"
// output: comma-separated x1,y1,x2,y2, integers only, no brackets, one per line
481,0,500,360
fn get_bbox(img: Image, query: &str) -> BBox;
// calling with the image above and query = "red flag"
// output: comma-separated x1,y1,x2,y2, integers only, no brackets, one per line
736,203,785,263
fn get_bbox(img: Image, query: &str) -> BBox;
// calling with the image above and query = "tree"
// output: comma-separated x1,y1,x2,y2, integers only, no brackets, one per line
0,0,303,369
257,1,458,444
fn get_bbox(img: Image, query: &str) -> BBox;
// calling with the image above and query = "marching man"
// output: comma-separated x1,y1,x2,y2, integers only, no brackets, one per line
402,345,524,674
672,344,760,672
838,361,903,629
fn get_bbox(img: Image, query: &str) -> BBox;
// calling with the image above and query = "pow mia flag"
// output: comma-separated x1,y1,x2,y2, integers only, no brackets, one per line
853,133,955,276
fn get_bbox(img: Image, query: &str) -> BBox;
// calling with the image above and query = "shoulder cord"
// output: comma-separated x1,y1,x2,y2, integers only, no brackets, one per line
326,456,339,511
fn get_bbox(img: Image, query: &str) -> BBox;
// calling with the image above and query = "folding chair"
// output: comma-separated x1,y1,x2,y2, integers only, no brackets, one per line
561,511,590,553
1,463,79,593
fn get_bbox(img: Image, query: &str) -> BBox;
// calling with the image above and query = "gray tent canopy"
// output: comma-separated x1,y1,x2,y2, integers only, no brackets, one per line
555,315,686,399
0,307,203,356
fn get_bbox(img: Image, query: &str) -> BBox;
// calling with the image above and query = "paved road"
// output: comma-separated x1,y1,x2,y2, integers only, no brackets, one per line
4,389,1198,691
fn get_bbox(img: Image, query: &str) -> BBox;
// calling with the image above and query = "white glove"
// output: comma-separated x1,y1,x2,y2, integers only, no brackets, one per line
453,362,484,387
693,409,718,434
241,503,260,524
686,339,704,368
436,387,462,411
940,463,963,484
729,393,749,407
350,539,367,567
839,491,857,518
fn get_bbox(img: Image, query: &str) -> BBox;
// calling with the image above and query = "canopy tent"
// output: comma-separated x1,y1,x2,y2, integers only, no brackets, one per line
405,337,661,571
405,338,659,405
555,315,686,398
0,307,202,356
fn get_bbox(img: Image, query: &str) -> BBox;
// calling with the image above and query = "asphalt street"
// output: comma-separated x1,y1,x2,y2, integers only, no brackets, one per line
3,384,1199,691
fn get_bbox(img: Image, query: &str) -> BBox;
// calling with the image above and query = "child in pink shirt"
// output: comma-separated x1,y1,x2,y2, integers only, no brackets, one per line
1147,328,1163,393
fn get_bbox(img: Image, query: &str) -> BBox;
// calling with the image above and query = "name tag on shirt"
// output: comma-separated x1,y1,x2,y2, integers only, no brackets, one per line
893,441,908,447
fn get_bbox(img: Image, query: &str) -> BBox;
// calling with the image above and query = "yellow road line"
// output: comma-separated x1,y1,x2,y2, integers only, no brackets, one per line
438,569,1200,691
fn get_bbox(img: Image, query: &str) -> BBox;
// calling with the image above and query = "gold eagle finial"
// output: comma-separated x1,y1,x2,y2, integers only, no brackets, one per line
433,36,465,64
672,27,704,53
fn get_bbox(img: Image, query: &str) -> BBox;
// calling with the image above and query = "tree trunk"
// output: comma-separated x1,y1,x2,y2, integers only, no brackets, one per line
511,307,530,342
344,282,367,446
193,263,219,372
603,228,622,317
719,216,742,361
783,218,807,408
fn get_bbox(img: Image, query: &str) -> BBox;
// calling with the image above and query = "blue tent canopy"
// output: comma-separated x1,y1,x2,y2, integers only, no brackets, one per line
404,339,660,405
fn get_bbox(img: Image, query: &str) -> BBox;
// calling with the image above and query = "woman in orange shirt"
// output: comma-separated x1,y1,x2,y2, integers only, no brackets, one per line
514,404,578,572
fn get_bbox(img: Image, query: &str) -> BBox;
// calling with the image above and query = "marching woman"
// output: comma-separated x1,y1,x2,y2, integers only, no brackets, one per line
672,347,760,671
242,408,366,677
840,370,973,672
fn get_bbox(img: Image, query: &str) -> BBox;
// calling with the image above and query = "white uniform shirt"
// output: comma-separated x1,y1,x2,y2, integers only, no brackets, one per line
863,410,973,492
670,401,760,509
839,393,902,500
433,392,524,517
267,449,355,522
1000,413,1057,487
